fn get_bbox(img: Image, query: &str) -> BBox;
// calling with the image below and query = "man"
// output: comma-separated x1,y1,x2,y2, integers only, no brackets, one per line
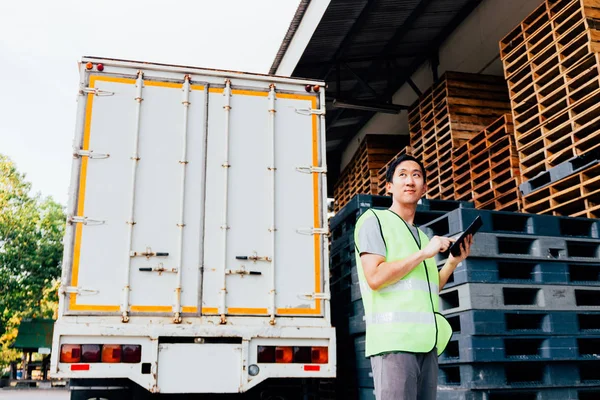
354,154,472,400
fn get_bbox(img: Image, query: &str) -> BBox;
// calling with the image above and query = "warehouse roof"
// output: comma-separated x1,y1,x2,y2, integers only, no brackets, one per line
270,0,483,184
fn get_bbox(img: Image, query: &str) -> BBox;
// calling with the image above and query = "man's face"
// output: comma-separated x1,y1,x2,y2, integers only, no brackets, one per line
386,160,427,204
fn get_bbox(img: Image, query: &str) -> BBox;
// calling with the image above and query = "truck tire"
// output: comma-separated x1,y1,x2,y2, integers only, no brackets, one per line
70,389,131,400
252,378,335,400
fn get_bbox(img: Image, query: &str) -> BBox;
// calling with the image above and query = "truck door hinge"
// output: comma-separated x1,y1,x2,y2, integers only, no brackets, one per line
75,150,110,159
296,166,327,174
296,227,329,236
80,87,115,97
298,292,330,301
295,107,325,116
60,286,99,296
68,216,106,226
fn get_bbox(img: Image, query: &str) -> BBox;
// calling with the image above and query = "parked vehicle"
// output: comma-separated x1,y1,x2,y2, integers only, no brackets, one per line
50,57,334,399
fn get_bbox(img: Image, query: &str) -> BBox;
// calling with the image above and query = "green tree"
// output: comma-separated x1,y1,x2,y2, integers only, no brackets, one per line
0,154,65,366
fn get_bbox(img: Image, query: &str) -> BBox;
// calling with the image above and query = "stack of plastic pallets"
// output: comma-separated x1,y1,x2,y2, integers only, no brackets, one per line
500,0,600,218
408,71,511,201
452,114,522,211
333,135,407,212
420,207,600,400
328,195,474,399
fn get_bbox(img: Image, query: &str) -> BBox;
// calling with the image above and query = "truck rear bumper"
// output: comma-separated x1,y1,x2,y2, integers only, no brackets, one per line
50,318,336,393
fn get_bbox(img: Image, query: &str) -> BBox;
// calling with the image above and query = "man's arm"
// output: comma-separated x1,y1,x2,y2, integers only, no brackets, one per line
361,236,453,290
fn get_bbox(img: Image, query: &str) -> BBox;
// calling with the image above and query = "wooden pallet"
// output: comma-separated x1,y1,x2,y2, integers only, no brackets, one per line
522,162,600,218
450,114,522,211
333,135,408,212
407,72,511,201
501,0,600,193
500,0,600,78
517,85,600,181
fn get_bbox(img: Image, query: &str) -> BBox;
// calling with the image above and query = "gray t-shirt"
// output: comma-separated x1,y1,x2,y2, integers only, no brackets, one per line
357,210,421,256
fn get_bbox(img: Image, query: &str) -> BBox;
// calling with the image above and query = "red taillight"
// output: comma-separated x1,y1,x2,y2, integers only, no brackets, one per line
293,346,312,363
257,346,275,363
96,63,104,72
60,344,81,363
311,347,328,364
122,345,142,363
257,345,329,364
275,346,293,363
101,345,122,363
61,344,140,363
81,344,101,363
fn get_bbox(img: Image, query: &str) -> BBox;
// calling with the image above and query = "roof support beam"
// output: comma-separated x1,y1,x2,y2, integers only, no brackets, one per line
321,0,380,80
333,0,434,103
382,0,482,100
297,53,415,68
333,0,483,157
406,77,422,97
379,0,435,56
431,51,439,82
342,63,379,98
326,0,433,139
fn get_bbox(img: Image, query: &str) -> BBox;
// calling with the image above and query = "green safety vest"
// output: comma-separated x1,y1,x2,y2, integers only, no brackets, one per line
354,209,452,357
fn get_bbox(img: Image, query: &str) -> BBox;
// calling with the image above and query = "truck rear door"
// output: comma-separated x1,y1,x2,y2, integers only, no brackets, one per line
65,68,327,320
201,83,326,320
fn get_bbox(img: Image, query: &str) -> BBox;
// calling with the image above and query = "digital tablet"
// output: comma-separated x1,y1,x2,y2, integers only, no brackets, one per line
449,215,482,257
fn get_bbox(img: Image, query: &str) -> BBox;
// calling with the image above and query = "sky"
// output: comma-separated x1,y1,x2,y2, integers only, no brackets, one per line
0,0,301,205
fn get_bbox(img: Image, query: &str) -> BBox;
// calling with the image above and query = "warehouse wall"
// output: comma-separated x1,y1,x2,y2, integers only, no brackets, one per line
341,0,543,169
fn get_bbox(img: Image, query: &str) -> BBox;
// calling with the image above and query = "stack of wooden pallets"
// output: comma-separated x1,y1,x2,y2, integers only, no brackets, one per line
452,114,522,211
501,0,600,218
333,135,407,212
376,146,413,196
409,71,511,201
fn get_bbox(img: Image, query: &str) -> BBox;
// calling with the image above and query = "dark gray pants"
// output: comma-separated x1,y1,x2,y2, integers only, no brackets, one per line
370,350,438,400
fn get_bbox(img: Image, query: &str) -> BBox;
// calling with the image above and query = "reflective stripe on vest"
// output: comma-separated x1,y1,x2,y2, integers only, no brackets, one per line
365,311,435,326
360,279,439,295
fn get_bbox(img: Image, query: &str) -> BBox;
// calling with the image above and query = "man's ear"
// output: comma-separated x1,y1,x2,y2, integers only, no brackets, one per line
386,181,392,194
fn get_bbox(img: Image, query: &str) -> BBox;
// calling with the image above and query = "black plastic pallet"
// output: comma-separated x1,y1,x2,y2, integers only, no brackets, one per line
439,283,600,313
519,149,600,196
421,207,600,239
431,233,600,264
444,309,600,337
330,195,473,243
438,387,600,400
443,259,600,289
344,310,600,339
439,360,600,390
440,334,600,364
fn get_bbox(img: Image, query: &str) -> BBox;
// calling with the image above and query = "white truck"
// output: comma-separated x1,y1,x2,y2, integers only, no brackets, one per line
50,57,335,399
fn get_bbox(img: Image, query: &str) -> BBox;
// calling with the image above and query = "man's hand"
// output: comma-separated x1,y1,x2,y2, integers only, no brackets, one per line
448,234,473,266
421,235,454,259
439,234,473,290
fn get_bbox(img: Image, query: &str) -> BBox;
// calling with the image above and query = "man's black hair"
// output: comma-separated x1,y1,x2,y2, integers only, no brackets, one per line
385,154,426,183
